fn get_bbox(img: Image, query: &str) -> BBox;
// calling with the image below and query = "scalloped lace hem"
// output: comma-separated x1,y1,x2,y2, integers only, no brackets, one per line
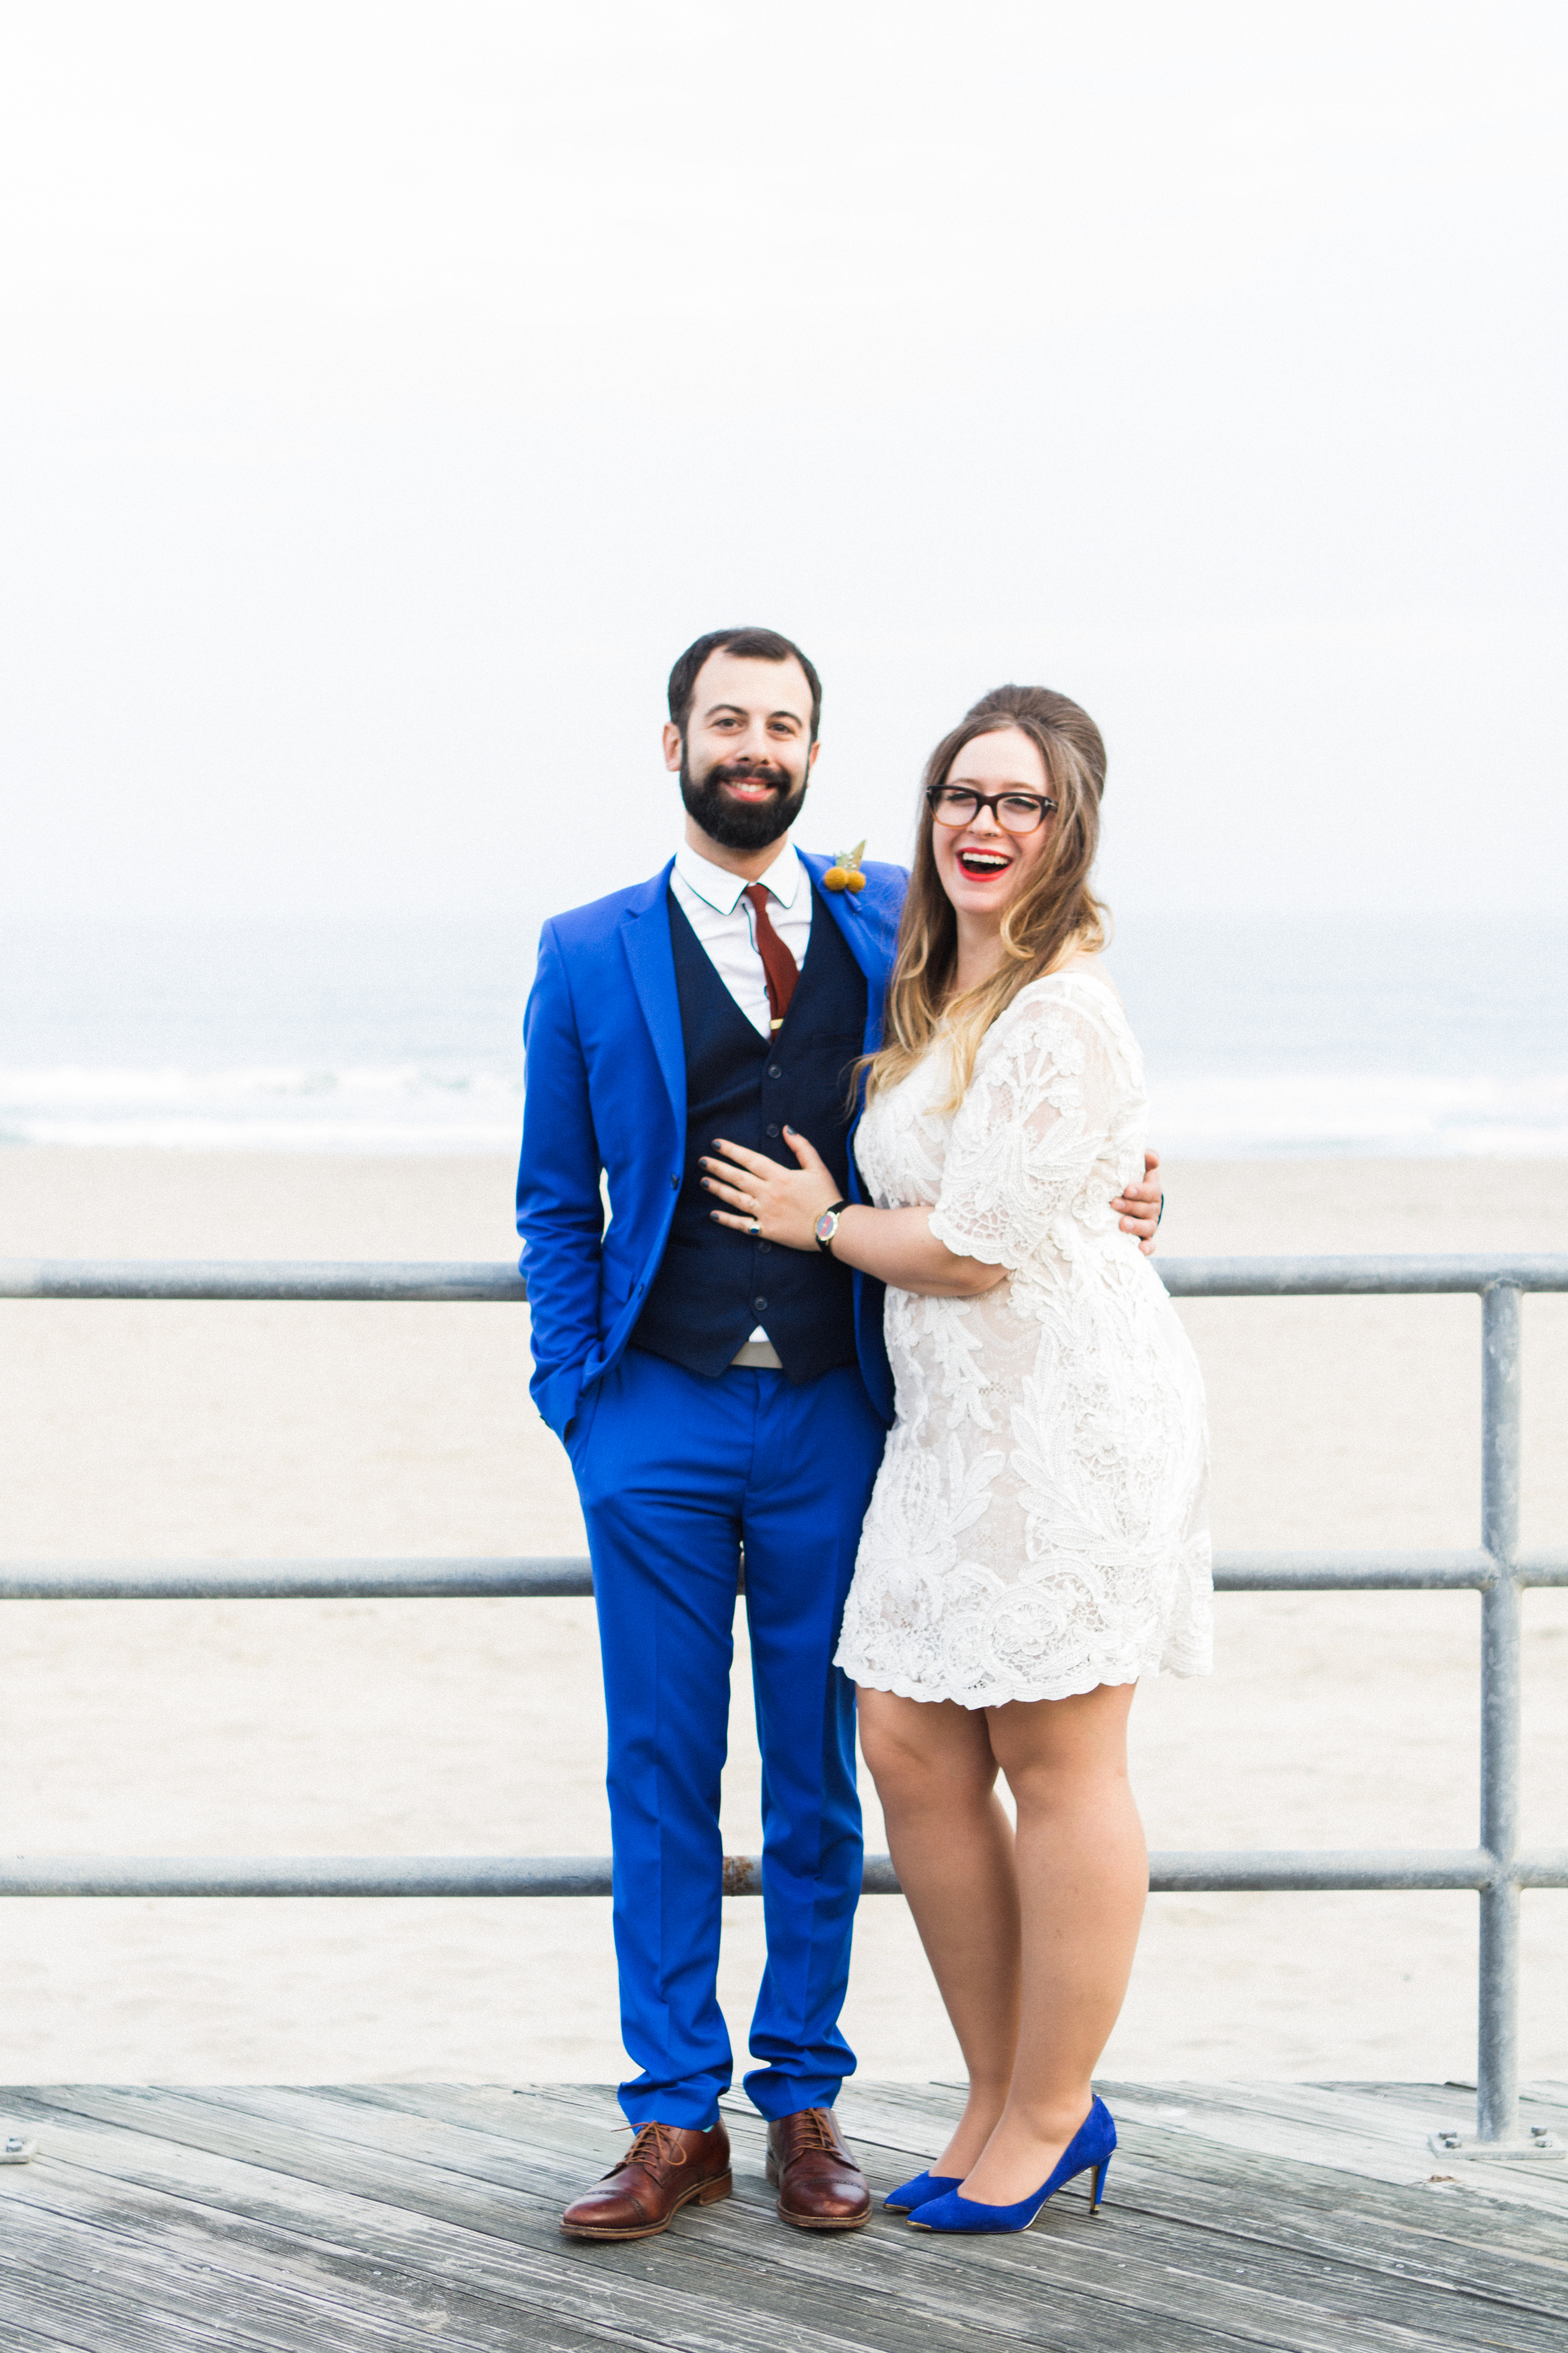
925,1203,1017,1272
837,1649,1213,1710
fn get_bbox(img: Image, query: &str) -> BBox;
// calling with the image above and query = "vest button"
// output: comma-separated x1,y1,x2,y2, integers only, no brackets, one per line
753,1296,768,1312
767,1065,782,1080
766,1122,780,1138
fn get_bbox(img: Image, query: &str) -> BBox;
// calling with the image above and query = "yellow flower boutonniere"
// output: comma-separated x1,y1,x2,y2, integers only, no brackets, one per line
822,839,867,894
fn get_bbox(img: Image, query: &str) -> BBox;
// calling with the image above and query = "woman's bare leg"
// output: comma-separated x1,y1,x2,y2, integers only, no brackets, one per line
856,1686,1020,2177
956,1681,1145,2206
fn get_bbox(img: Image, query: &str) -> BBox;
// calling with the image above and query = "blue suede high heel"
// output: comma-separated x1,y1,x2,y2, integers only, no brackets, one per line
882,2169,961,2214
908,2098,1116,2234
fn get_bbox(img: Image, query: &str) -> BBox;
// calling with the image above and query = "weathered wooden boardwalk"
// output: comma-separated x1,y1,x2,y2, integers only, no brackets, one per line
2,2078,1566,2350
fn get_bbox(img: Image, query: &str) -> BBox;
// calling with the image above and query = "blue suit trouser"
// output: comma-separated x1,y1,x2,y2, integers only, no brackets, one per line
568,1346,887,2129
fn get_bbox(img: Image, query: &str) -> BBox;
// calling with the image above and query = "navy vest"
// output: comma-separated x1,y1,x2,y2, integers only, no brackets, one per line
632,883,868,1383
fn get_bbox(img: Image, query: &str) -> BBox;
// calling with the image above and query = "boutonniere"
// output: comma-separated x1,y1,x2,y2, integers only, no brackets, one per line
822,839,867,894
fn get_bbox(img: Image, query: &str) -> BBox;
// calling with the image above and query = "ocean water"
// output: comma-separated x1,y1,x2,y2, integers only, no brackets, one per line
1,912,1564,1157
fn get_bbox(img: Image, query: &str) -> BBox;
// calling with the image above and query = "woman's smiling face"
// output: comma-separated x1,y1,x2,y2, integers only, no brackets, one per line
930,725,1056,925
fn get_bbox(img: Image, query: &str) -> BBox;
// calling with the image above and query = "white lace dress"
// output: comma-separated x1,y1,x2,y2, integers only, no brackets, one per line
835,969,1212,1709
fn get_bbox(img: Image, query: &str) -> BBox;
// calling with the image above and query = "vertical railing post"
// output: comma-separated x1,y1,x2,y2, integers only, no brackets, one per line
1476,1281,1523,2145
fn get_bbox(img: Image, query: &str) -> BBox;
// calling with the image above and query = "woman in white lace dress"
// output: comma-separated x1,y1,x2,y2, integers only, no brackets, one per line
699,684,1210,2234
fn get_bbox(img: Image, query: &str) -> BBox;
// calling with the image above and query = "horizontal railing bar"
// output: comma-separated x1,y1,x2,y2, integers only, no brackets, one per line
1517,1852,1568,1889
1212,1551,1498,1591
0,1260,530,1304
7,1551,1568,1601
1148,1849,1503,1893
1158,1255,1568,1297
4,1253,1568,1305
5,1848,1563,1898
1216,1551,1568,1591
0,1558,598,1600
0,1856,620,1898
1512,1553,1568,1587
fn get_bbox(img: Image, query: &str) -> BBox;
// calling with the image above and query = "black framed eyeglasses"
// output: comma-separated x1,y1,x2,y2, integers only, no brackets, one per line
927,785,1057,835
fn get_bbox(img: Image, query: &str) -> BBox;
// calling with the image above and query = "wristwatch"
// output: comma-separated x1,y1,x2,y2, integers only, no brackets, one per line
814,1198,852,1255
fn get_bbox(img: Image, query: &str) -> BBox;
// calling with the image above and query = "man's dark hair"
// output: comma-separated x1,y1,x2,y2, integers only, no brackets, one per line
667,627,823,742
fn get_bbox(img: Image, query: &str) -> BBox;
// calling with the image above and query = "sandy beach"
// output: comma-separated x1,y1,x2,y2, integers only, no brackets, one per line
0,1146,1564,2088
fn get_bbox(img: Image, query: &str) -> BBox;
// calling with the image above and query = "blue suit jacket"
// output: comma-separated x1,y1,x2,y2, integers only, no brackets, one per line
517,851,907,1443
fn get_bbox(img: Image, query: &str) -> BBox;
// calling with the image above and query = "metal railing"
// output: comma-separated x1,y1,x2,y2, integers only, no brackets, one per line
3,1252,1565,2157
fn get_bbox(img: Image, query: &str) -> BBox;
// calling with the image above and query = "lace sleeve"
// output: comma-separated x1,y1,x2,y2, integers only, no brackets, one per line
927,989,1124,1270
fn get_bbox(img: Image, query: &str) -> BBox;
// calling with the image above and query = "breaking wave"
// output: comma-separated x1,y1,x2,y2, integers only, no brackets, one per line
3,1062,1567,1155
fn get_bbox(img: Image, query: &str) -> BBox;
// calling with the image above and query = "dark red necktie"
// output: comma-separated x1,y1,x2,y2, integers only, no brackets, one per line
744,884,799,1031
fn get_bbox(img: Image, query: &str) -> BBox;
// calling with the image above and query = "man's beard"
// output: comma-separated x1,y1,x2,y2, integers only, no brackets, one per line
679,753,809,852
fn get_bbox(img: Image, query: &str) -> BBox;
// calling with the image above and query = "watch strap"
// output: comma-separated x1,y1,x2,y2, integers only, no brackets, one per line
815,1198,853,1254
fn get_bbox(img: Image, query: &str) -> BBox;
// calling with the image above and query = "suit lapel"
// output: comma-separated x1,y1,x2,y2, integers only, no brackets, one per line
620,850,898,1127
800,850,877,982
799,849,899,1054
619,861,687,1132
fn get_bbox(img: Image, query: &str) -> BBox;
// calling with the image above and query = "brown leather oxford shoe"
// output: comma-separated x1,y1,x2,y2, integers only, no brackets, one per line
766,2107,872,2230
559,2118,732,2241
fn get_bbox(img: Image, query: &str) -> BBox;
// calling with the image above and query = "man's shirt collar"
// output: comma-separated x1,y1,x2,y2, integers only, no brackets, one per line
674,837,803,916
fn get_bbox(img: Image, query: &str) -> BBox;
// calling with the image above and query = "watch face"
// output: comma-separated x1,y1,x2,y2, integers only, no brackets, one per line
815,1209,837,1241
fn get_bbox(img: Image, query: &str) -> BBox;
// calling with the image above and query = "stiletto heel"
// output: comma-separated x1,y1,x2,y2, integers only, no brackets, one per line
910,2098,1117,2236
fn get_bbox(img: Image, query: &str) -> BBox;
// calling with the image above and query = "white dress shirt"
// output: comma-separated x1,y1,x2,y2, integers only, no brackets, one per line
669,837,812,1039
669,837,813,1352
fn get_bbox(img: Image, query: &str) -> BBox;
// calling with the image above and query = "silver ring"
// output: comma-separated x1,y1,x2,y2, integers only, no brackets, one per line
749,1220,760,1237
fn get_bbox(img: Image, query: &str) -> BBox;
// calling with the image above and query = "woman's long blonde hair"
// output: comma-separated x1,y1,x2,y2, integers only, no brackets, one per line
865,684,1109,1108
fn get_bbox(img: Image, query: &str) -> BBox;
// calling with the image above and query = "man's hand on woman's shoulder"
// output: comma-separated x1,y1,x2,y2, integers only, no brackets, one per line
1113,1149,1163,1256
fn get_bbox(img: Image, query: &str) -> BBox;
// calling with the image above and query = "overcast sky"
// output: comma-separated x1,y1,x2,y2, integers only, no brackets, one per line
3,1,1564,925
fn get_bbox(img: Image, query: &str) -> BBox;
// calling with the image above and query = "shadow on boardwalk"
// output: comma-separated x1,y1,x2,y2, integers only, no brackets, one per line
2,2079,1567,2350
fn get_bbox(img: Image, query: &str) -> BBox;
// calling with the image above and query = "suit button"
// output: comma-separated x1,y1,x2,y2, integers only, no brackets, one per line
766,1122,780,1138
670,1173,680,1189
767,1065,782,1080
758,1240,771,1253
753,1296,768,1312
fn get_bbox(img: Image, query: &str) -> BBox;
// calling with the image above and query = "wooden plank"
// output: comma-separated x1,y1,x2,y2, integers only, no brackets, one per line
1331,2080,1568,2140
726,2088,1568,2346
17,2090,1179,2353
0,2303,107,2353
0,2181,543,2353
0,2182,904,2353
874,2168,1568,2350
1109,2076,1471,2170
0,2122,686,2353
1098,2079,1568,2216
3,2084,1565,2353
0,2091,1355,2353
1,2094,744,2353
190,2083,630,2199
1136,2076,1568,2157
866,2226,1565,2353
22,2081,596,2204
3,2086,575,2236
1100,2142,1568,2297
354,2085,1568,2337
333,2080,941,2198
490,2091,1568,2353
1059,2107,1568,2280
775,2083,1568,2268
1,2091,999,2353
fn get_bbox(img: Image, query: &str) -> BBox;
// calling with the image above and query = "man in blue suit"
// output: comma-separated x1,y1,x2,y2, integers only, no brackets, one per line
517,627,1160,2241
